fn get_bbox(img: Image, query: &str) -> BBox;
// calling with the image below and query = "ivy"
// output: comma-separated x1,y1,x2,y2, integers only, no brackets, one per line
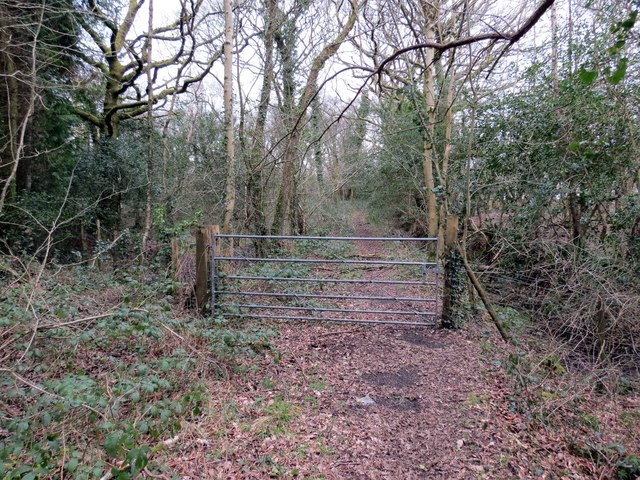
0,265,273,478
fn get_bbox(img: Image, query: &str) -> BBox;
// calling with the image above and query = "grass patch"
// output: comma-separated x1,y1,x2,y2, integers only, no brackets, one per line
262,376,276,389
315,437,332,456
253,396,300,437
465,393,490,406
619,411,640,428
308,378,327,392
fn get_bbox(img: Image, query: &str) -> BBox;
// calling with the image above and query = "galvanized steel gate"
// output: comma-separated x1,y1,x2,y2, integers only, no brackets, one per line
210,234,439,326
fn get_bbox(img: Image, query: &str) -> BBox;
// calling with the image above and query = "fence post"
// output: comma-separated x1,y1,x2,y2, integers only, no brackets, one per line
171,238,179,281
441,215,466,329
195,225,220,315
94,219,102,271
195,227,208,314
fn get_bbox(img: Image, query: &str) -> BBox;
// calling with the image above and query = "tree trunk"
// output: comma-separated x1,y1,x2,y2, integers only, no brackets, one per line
551,2,559,97
438,61,456,255
245,0,276,254
272,14,298,235
0,39,19,208
311,94,324,189
222,0,236,238
422,19,438,240
442,215,466,329
0,2,39,213
272,0,359,235
141,0,154,256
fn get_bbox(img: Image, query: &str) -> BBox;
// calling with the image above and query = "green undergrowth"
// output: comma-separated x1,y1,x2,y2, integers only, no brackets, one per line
295,238,354,260
0,265,275,479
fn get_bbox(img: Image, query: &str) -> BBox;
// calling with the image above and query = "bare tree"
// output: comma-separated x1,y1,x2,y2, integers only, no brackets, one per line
244,0,278,248
271,0,361,235
353,0,555,245
71,0,224,138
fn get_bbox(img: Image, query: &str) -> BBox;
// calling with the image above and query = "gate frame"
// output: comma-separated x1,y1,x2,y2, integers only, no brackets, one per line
209,233,440,326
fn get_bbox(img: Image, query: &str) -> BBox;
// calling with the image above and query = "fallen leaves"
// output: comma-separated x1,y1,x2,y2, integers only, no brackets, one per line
160,213,640,479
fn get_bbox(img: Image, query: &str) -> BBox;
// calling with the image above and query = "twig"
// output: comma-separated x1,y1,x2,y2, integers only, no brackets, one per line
142,468,168,479
18,303,40,363
459,250,511,344
39,310,124,330
285,345,309,385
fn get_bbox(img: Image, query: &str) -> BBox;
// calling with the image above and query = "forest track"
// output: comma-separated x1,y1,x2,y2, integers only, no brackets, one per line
171,211,514,479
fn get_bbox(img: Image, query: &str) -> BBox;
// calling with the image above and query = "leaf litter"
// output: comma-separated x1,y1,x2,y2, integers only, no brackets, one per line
163,212,639,479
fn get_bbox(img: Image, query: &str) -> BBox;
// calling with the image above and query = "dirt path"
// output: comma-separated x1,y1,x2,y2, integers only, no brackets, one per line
172,212,514,479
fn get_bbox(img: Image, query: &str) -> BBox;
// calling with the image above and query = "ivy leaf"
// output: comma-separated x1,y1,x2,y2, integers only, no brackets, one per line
578,68,597,85
65,458,79,472
137,420,149,433
609,58,628,84
126,446,150,476
619,10,637,30
104,431,123,457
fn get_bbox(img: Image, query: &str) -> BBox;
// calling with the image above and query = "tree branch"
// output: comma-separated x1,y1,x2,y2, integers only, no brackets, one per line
71,107,105,129
376,0,555,75
114,0,146,53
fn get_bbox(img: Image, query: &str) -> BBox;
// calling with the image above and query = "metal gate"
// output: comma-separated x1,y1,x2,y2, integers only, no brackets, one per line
210,234,439,326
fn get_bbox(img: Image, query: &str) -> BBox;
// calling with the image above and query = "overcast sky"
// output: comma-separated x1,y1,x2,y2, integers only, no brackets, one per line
123,0,562,117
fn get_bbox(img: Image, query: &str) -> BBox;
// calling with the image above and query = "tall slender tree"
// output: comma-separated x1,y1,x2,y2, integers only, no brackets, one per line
222,0,236,237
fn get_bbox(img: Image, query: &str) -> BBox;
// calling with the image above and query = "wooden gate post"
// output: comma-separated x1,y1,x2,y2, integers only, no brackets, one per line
94,219,102,271
441,215,466,329
195,225,221,314
195,227,208,313
171,238,179,281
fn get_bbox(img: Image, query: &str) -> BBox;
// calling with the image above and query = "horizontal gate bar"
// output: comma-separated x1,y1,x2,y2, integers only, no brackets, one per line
219,312,436,326
214,256,437,266
214,290,436,302
213,234,438,242
224,275,436,286
225,303,436,316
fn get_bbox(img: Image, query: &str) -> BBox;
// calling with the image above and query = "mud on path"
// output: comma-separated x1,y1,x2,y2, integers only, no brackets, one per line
171,212,514,479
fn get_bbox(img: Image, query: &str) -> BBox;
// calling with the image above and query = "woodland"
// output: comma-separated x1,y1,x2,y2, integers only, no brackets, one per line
1,0,640,478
